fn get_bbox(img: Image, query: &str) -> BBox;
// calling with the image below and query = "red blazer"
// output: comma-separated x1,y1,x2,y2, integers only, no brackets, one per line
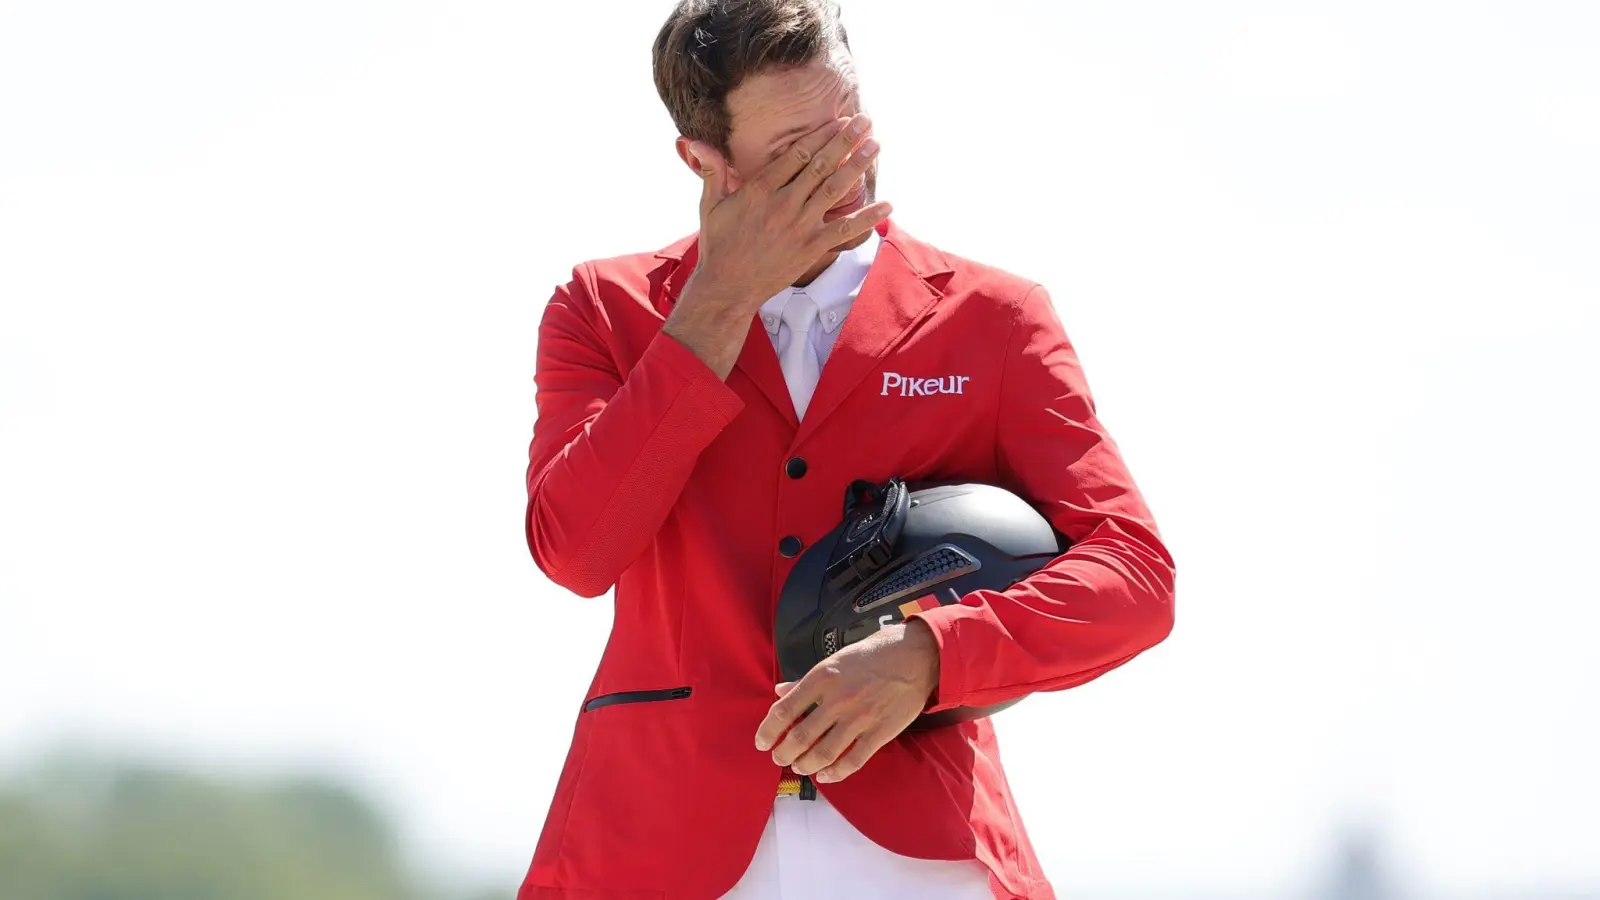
519,219,1176,900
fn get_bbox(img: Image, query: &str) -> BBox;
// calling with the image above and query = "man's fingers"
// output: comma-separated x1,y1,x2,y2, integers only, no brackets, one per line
753,116,853,195
779,114,870,201
809,200,893,254
767,701,837,768
790,722,865,778
802,136,877,220
755,669,828,752
813,724,895,784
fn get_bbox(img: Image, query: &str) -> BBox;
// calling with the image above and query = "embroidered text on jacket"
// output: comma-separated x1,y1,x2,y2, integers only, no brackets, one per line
881,372,972,397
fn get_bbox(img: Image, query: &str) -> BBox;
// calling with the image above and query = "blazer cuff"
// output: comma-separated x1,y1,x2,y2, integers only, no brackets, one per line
908,605,969,715
642,328,745,426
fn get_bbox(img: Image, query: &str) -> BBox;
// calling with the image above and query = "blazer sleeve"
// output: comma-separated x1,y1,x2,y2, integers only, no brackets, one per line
908,284,1176,713
525,264,746,597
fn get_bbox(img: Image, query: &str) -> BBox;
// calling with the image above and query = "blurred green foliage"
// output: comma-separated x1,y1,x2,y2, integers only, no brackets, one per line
0,751,507,900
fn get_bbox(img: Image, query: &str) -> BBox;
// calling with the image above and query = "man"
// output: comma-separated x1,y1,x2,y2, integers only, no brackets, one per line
518,2,1176,898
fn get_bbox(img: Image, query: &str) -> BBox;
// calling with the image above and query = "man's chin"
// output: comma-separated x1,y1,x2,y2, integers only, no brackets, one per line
826,229,873,254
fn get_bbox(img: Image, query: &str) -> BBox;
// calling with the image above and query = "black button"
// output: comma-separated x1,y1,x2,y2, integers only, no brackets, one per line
785,457,808,479
779,536,803,557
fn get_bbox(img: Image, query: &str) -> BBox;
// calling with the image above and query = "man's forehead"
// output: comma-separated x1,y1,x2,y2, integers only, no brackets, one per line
728,56,861,150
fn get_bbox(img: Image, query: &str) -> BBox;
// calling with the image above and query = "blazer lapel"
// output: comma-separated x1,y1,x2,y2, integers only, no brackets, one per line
793,220,954,447
656,234,797,427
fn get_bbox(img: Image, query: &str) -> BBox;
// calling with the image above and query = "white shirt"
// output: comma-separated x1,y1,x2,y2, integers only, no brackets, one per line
757,228,881,416
721,791,993,899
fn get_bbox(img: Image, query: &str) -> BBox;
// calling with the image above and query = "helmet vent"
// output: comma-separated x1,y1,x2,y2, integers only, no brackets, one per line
851,545,978,612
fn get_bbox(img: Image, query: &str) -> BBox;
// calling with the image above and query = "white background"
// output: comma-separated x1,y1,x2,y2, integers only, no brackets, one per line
2,1,1597,896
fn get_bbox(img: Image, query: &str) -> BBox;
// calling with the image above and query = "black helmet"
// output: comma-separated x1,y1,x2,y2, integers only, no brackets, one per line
775,477,1069,729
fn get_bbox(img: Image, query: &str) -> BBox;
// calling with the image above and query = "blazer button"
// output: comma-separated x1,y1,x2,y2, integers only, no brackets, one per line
779,535,803,558
785,457,808,479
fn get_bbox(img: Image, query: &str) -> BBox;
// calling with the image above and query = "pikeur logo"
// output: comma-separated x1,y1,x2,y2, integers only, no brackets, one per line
881,372,972,397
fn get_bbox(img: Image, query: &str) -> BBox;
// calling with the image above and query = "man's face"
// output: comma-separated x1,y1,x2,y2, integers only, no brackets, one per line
710,50,878,235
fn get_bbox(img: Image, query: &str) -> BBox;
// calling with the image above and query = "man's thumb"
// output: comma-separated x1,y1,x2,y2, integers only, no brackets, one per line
691,142,727,211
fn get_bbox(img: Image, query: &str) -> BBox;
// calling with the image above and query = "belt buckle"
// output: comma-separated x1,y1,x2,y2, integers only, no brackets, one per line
776,771,817,800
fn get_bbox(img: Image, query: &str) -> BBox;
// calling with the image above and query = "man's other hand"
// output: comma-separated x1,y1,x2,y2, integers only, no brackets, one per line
755,618,940,784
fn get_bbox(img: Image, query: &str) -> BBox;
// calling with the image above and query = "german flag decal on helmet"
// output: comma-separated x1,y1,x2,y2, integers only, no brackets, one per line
897,593,942,619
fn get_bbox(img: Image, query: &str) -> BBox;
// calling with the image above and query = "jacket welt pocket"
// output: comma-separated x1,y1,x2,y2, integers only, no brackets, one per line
581,686,692,712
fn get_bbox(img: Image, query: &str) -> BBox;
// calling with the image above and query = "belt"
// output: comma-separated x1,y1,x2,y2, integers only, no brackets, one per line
776,769,817,800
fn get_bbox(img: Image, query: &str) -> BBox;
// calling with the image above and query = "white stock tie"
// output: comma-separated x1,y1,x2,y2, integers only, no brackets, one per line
778,291,821,419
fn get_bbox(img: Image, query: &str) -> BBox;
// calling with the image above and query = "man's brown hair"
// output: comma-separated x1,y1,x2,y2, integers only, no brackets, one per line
653,0,851,157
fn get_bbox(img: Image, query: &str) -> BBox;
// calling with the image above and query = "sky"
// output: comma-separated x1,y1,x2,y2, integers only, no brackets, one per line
2,1,1597,897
